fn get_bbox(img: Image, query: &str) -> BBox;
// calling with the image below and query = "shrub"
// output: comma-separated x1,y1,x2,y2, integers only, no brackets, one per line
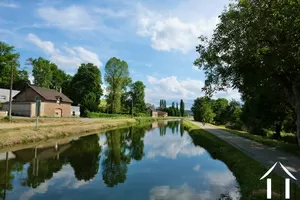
87,112,130,118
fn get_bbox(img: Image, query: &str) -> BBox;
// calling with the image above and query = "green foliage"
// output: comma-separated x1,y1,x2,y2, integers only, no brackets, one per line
212,98,228,125
180,99,185,117
105,57,130,114
87,112,130,118
71,63,103,116
191,97,215,123
194,0,300,144
30,57,54,88
0,41,29,90
130,81,146,114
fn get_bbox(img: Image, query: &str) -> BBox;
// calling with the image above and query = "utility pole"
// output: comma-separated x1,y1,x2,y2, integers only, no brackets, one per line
8,61,13,119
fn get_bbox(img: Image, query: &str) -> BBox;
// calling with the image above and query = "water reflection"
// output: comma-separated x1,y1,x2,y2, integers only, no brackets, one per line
0,120,241,200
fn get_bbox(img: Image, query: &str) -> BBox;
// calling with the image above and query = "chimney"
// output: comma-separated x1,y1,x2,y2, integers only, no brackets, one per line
59,88,62,93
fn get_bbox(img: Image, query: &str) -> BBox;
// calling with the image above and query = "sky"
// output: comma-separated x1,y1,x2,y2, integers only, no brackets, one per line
0,0,241,109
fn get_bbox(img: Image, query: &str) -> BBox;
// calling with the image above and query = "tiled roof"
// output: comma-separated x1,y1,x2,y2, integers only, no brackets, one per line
29,85,73,103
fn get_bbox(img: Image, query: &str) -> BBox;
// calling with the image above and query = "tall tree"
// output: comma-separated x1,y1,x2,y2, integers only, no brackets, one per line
50,64,68,90
105,57,130,114
130,81,146,114
30,57,53,88
180,99,185,117
71,63,103,116
194,0,300,144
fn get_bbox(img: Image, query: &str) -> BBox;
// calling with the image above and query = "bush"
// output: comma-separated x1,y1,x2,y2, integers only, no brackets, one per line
134,112,150,117
87,112,130,118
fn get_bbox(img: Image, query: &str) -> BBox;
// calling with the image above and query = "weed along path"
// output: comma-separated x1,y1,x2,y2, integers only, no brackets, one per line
190,120,300,186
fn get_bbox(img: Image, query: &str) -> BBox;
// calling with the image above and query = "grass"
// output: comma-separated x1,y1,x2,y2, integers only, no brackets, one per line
87,112,131,118
182,120,300,200
0,118,137,149
209,124,300,157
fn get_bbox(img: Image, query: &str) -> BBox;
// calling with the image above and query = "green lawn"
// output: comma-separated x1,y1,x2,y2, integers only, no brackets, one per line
208,123,300,157
183,120,300,200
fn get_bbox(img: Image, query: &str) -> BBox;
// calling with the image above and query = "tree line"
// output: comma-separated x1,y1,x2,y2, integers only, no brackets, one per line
157,99,185,116
0,42,148,117
193,0,299,143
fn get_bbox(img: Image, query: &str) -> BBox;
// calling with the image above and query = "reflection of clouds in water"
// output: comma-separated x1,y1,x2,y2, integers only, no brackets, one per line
98,134,107,147
150,171,241,200
199,171,241,200
20,165,89,200
145,133,206,159
193,164,200,171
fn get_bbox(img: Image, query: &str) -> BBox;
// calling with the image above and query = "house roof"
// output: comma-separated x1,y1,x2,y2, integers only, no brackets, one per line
29,85,73,103
157,111,167,115
12,85,73,103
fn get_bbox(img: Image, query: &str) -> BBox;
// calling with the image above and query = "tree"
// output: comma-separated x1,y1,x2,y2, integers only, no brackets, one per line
191,97,215,123
71,63,103,116
105,57,130,113
194,0,300,144
50,64,68,90
0,41,29,90
30,57,53,88
130,81,146,114
212,98,229,125
180,99,185,117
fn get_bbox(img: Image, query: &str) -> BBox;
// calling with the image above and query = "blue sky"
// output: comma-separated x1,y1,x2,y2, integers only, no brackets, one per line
0,0,240,109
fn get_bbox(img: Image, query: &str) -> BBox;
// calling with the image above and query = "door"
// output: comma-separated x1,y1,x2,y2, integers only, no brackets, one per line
54,108,62,117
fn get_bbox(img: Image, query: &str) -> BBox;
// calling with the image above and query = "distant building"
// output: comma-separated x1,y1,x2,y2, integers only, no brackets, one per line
71,106,80,116
0,88,20,103
2,85,73,117
147,106,168,117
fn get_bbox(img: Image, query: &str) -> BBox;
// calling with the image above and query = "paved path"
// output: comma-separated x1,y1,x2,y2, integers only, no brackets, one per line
190,121,300,186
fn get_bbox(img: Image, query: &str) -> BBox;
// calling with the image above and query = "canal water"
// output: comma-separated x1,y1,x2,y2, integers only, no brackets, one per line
0,120,240,200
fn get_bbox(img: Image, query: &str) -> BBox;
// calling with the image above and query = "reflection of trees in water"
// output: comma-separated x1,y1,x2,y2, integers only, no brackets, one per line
180,121,185,137
102,125,148,187
167,121,180,134
24,159,64,188
64,134,101,181
102,129,129,187
0,155,23,200
20,134,101,189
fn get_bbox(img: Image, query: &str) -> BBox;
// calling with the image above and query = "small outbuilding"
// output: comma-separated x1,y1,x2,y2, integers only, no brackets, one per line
2,85,73,117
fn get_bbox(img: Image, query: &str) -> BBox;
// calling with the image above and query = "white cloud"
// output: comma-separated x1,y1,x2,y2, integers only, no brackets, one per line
192,66,200,71
145,76,241,108
0,2,19,8
37,6,96,30
93,8,129,18
213,88,241,102
136,4,219,53
144,131,206,159
193,164,200,172
27,34,102,70
145,75,204,106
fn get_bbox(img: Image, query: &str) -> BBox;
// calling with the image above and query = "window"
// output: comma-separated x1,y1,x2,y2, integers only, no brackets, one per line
56,97,62,104
0,95,6,100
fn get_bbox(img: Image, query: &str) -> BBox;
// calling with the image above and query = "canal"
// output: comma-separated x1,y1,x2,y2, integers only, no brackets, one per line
0,120,240,200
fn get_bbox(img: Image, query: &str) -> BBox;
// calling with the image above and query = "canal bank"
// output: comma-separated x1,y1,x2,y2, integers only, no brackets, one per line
0,117,178,150
183,120,300,200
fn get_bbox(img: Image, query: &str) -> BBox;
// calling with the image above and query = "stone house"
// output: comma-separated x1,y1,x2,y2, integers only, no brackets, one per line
2,85,73,117
147,106,168,117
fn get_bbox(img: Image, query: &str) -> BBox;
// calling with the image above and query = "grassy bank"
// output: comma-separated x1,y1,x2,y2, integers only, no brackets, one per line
209,124,300,157
183,120,300,200
0,117,182,150
0,118,137,149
